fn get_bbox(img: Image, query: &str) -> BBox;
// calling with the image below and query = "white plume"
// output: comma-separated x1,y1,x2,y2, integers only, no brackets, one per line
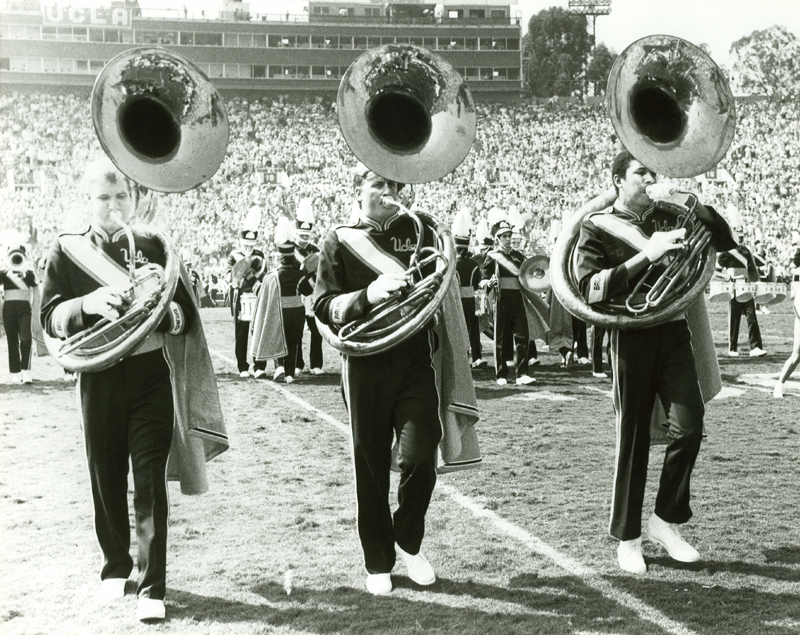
451,208,472,239
274,216,294,245
507,204,523,229
243,205,262,232
475,219,491,244
297,198,314,224
487,206,507,227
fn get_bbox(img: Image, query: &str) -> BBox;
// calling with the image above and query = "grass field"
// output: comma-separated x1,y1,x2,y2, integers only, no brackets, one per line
1,300,798,635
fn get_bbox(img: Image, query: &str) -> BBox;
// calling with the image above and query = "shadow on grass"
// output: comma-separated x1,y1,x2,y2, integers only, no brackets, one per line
168,575,663,635
763,545,800,565
0,379,75,395
607,574,800,635
166,570,800,635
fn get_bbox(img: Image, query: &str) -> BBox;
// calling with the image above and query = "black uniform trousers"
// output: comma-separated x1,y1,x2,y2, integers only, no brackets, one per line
493,289,529,380
3,300,32,373
609,320,704,541
572,316,589,359
234,297,266,374
278,306,306,378
591,325,610,374
461,297,482,362
78,349,174,599
341,332,442,574
296,315,323,371
728,298,762,352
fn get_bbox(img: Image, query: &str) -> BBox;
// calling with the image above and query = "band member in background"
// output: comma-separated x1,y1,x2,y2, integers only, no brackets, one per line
774,245,800,398
227,205,268,378
452,208,484,368
717,207,766,358
293,197,323,375
480,210,535,386
574,150,736,574
313,165,457,596
474,218,495,342
39,157,228,622
1,245,38,383
258,216,312,383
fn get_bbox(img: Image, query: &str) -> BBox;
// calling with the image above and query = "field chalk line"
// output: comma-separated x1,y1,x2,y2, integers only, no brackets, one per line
210,349,698,635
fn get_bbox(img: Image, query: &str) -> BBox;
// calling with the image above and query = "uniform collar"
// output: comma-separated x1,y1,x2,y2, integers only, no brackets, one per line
91,225,127,243
360,210,401,233
613,201,655,222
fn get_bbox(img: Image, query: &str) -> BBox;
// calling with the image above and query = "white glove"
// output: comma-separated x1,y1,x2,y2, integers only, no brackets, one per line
82,286,128,320
643,228,687,263
366,273,408,304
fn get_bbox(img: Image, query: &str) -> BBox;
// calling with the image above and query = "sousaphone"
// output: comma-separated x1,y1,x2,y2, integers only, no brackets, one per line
47,47,229,372
318,44,476,356
551,35,736,329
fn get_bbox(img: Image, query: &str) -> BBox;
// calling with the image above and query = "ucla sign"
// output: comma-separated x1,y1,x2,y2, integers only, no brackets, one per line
42,6,132,27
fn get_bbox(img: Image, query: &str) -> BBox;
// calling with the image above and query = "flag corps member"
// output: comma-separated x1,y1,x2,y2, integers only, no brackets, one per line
39,157,228,622
249,216,312,382
314,165,479,596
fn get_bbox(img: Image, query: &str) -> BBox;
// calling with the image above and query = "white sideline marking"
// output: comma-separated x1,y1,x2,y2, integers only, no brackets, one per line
713,386,746,400
209,348,698,635
584,385,613,397
509,391,576,402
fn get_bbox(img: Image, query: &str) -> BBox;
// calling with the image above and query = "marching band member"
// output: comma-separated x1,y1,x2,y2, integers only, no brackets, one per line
717,206,767,358
452,208,484,368
480,209,535,386
249,216,312,383
774,244,800,398
574,150,736,574
39,157,228,622
1,245,38,383
227,205,268,378
313,165,478,595
474,218,495,342
293,197,323,375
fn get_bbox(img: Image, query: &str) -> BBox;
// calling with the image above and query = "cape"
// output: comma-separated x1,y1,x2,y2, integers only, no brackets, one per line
248,270,288,361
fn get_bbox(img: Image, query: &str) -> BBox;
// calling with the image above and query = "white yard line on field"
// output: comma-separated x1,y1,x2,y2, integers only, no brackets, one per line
210,349,698,635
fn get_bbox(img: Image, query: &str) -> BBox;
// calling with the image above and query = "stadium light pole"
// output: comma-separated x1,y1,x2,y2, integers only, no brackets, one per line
568,0,611,97
568,0,611,49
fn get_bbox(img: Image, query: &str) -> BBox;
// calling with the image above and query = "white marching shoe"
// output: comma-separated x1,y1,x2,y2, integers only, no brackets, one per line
773,382,784,398
21,370,33,384
617,537,646,574
366,573,392,595
97,578,126,604
496,378,508,386
749,347,767,358
273,366,285,381
517,375,536,385
137,597,166,622
396,544,436,586
646,514,700,563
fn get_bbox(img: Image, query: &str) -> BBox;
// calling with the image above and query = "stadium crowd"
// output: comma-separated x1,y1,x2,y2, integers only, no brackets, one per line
1,92,799,290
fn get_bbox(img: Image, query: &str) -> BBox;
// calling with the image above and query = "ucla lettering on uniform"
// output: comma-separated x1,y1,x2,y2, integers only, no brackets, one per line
391,237,415,252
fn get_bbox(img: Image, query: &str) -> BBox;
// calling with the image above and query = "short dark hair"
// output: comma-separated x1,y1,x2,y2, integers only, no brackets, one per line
610,150,655,192
611,150,636,188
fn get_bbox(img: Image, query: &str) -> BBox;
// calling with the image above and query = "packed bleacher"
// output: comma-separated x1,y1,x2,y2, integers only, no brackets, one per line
1,92,799,289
